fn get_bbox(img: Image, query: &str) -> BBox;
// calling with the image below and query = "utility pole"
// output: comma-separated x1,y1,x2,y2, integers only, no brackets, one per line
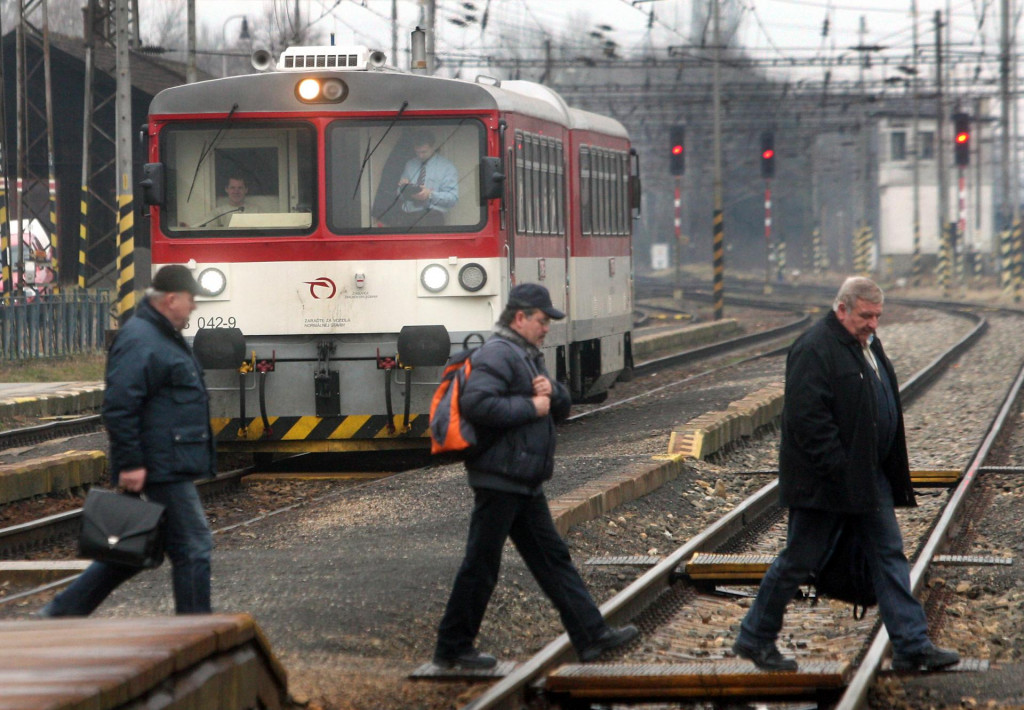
422,0,436,74
14,0,58,297
935,11,951,295
114,0,135,321
186,0,196,83
391,0,398,68
711,0,725,320
911,0,922,285
999,0,1017,295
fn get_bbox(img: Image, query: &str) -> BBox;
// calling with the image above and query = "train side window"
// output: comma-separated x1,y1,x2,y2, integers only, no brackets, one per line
580,147,592,236
515,131,526,233
555,142,565,235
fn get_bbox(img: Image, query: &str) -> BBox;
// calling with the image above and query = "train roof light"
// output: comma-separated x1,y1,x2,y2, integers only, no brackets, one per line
295,77,349,104
278,45,387,72
297,79,320,101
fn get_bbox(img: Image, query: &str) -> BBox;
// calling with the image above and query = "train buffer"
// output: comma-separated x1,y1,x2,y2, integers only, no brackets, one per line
545,659,850,704
0,613,288,709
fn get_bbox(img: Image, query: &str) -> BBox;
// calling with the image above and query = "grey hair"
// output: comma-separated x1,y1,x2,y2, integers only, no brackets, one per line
144,287,168,302
833,276,883,312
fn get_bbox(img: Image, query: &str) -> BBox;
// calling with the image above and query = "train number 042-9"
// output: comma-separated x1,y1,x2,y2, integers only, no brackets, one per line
195,316,237,329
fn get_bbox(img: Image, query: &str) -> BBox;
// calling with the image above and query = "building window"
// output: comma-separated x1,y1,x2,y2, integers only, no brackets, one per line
919,131,935,160
890,131,907,161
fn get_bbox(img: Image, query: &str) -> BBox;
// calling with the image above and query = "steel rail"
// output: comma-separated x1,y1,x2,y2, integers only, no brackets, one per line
0,414,103,451
462,305,986,710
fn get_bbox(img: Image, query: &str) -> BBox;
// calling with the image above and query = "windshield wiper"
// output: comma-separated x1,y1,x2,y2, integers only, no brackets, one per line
186,103,239,203
351,100,408,199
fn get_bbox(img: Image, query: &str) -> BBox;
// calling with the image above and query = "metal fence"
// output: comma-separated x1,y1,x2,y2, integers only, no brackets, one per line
1,291,112,360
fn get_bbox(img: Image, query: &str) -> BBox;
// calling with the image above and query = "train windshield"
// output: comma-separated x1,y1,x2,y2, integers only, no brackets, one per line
326,118,486,234
161,122,316,236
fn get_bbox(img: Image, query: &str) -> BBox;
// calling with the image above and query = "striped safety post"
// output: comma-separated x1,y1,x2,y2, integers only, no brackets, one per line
78,183,88,288
938,223,953,296
1011,219,1019,301
47,173,58,293
911,218,922,287
115,186,135,322
811,225,823,275
0,180,8,303
712,208,724,320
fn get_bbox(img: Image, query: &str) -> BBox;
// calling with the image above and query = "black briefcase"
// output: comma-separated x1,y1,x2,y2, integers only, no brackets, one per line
79,488,167,569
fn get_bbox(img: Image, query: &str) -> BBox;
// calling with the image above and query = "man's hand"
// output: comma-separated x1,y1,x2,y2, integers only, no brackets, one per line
532,395,551,417
532,375,552,398
118,467,147,493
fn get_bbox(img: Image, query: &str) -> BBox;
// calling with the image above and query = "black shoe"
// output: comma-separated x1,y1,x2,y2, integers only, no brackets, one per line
579,624,639,662
732,639,798,671
892,645,960,671
432,649,498,670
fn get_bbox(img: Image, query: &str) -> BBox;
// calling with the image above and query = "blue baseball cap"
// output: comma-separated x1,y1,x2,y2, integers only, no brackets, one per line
507,283,565,320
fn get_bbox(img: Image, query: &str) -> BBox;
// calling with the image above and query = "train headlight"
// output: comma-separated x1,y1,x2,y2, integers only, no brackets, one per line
420,264,449,293
321,78,346,101
297,78,320,101
458,263,487,292
295,77,348,103
197,268,226,297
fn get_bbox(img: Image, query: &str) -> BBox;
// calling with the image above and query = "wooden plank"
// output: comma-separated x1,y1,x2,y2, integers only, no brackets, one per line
546,660,850,699
0,614,287,710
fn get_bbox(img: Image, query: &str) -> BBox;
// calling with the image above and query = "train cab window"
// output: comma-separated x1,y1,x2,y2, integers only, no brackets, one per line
161,123,316,236
326,118,486,234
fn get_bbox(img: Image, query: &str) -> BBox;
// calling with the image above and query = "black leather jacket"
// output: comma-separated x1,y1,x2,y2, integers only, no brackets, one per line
461,332,571,494
778,311,915,513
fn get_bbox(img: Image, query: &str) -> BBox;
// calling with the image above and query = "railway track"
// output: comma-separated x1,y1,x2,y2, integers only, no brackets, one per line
456,304,1005,709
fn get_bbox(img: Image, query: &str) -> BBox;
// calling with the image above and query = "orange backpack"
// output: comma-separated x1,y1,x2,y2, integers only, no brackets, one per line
429,349,478,456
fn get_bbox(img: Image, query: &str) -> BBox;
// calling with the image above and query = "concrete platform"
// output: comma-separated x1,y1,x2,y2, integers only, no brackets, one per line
0,382,104,420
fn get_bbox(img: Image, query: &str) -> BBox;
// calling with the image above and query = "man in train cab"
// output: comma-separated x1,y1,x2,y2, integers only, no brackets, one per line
395,130,458,227
431,283,639,670
732,276,960,673
37,264,215,618
200,175,260,228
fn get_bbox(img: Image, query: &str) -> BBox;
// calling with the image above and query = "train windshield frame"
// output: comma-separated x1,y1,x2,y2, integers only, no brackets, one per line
160,121,317,237
325,117,487,235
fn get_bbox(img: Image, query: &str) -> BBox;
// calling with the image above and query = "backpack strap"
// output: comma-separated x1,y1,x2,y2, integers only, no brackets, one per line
489,337,540,379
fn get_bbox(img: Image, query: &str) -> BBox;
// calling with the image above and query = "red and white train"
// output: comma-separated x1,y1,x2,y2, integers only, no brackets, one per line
143,43,638,454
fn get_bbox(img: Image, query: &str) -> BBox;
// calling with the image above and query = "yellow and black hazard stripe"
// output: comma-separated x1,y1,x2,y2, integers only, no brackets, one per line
212,414,431,453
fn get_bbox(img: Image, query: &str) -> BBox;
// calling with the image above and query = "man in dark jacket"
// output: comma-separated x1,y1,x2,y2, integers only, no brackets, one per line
732,277,959,672
432,283,638,669
40,265,216,616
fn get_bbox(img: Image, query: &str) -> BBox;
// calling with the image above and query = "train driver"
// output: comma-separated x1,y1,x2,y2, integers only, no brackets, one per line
395,131,458,227
198,175,261,228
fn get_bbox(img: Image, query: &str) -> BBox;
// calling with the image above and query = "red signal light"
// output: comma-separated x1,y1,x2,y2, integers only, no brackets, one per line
762,149,775,160
672,144,683,155
956,132,969,144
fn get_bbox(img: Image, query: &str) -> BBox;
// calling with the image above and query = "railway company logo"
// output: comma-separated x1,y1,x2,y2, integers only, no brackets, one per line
305,277,337,299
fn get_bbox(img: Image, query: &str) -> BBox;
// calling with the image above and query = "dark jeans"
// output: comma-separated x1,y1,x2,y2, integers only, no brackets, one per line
435,487,607,658
45,480,212,616
737,474,931,656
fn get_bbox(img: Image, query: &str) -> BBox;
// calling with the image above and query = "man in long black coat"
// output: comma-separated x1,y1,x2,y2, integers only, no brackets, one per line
732,276,959,672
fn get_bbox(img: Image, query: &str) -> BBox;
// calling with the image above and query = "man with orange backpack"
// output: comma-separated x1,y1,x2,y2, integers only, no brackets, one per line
431,283,638,670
